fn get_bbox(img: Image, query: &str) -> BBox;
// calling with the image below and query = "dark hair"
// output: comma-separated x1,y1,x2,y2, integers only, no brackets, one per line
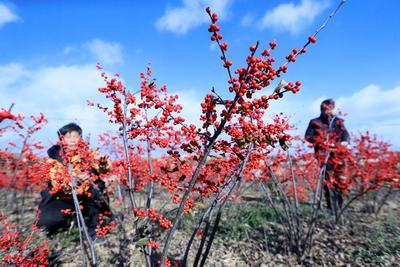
320,99,335,111
57,122,82,137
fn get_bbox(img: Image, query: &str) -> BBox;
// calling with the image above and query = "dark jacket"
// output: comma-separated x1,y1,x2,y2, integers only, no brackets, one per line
38,145,111,236
305,114,350,154
48,144,63,163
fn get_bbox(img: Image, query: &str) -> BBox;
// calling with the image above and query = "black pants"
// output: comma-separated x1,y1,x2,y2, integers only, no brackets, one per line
323,161,344,210
37,187,110,238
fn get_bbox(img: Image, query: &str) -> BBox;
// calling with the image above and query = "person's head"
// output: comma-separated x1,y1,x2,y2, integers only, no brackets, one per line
320,99,335,117
57,123,82,149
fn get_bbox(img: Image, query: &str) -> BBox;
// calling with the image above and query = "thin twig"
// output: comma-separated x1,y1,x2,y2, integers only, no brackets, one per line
182,163,243,266
68,165,97,267
198,144,254,267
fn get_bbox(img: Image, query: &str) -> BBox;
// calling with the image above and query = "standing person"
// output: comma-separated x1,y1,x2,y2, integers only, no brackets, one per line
37,123,112,239
305,99,350,211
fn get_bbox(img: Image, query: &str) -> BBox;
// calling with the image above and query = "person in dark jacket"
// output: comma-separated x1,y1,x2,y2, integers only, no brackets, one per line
37,123,112,239
305,99,350,211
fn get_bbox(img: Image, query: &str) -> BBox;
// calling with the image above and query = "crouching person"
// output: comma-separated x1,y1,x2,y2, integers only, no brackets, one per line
37,123,112,240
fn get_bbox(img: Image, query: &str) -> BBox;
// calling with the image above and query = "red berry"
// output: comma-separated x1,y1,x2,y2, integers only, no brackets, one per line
224,60,233,67
308,36,317,43
212,13,218,22
261,50,270,57
249,45,256,52
209,23,217,31
269,41,277,49
279,65,288,73
219,42,228,51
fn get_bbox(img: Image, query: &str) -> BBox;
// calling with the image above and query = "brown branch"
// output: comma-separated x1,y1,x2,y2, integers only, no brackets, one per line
122,88,136,209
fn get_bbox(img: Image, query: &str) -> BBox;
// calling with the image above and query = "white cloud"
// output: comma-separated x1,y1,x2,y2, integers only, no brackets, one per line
0,3,20,28
2,57,398,151
335,85,400,146
84,39,123,65
170,83,400,148
135,48,142,55
261,0,330,35
176,90,202,126
209,42,218,51
0,63,117,147
156,0,232,35
266,84,400,148
0,63,27,89
63,46,74,55
240,13,254,27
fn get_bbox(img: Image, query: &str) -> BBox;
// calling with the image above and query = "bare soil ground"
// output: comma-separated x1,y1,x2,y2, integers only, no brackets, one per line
1,189,399,267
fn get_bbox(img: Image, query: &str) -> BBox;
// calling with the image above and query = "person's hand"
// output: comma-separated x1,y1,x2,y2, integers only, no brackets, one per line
98,155,109,165
94,152,109,165
340,141,351,149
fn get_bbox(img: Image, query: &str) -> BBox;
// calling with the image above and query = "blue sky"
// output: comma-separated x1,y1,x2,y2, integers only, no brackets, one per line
1,0,400,148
